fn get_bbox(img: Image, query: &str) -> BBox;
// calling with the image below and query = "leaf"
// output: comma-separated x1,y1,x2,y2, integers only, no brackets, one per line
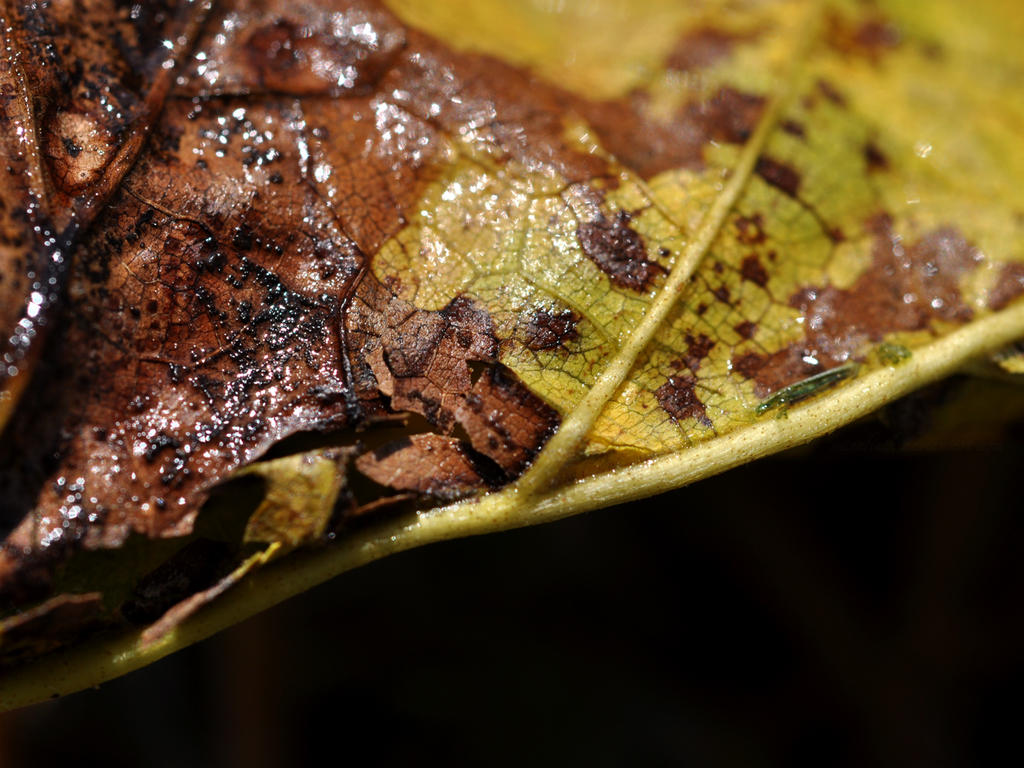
2,0,1024,708
240,448,354,549
0,0,212,429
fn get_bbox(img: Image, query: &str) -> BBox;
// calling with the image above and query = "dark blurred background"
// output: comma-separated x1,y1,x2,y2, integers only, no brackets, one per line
2,440,1023,767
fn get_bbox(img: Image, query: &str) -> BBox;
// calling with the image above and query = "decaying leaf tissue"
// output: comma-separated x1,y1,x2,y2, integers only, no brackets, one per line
1,0,1023,706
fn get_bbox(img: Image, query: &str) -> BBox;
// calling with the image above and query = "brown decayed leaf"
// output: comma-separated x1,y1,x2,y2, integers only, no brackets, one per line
0,0,598,606
0,0,211,430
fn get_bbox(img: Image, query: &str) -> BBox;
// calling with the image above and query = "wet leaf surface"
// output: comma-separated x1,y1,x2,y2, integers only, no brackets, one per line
1,0,1023,701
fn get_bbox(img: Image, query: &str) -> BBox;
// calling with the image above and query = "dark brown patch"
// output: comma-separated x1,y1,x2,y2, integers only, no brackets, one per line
988,263,1024,311
682,333,716,373
755,158,845,242
755,156,801,197
656,375,712,428
732,352,767,380
734,213,767,245
573,86,765,179
665,26,758,72
734,215,983,396
523,309,580,351
740,254,770,287
826,10,902,62
695,87,767,145
578,211,664,291
864,141,889,172
734,321,758,340
921,40,945,61
781,120,807,139
712,285,732,304
817,79,847,106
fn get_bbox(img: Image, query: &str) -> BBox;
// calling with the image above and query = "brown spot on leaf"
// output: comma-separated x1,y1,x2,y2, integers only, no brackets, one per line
574,86,765,179
826,10,902,62
740,254,770,287
696,87,767,145
735,213,767,245
755,156,801,197
734,321,758,340
864,141,889,172
657,375,712,428
732,352,767,381
712,285,732,304
682,333,716,373
578,211,664,291
665,26,758,72
734,215,983,396
921,40,945,61
781,120,807,139
988,263,1024,311
523,309,580,351
817,79,847,106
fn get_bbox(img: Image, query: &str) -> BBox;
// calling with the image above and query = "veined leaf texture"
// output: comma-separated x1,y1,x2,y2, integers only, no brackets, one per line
1,0,1023,706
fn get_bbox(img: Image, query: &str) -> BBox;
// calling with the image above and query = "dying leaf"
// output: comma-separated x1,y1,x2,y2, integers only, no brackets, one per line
0,0,211,429
2,0,1024,708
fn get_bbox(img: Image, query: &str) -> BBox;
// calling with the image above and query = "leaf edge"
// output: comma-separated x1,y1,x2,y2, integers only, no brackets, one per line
4,295,1024,712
